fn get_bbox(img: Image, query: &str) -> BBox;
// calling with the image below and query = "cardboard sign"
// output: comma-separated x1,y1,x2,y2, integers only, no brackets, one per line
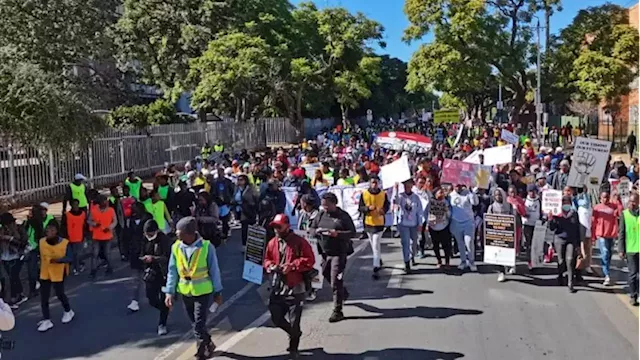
434,109,460,124
617,178,632,208
293,230,324,290
463,144,513,166
541,189,562,216
483,214,516,267
530,221,547,268
242,225,266,285
567,137,611,189
501,129,519,145
379,156,411,189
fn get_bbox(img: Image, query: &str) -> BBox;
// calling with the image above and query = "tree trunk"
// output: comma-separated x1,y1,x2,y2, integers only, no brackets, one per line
545,5,551,58
234,97,241,123
340,104,348,127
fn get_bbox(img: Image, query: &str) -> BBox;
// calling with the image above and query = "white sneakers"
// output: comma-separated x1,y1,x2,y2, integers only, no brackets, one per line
469,264,478,272
457,261,477,272
38,310,75,332
603,276,611,286
457,263,467,270
37,320,54,332
62,310,75,324
127,300,140,312
158,325,168,336
508,267,516,275
497,272,506,283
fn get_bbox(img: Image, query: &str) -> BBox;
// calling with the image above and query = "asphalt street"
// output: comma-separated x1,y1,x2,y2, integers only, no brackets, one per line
4,230,639,360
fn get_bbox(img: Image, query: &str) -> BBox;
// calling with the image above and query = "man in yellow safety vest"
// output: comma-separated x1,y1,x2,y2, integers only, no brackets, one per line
164,217,223,360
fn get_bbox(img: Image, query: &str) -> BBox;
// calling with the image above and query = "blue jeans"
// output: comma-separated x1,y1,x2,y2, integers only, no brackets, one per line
450,220,475,266
598,238,614,277
398,225,419,262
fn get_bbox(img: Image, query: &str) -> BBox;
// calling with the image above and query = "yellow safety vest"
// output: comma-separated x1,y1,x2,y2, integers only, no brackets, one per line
39,238,70,282
362,190,386,226
70,183,88,208
172,240,214,296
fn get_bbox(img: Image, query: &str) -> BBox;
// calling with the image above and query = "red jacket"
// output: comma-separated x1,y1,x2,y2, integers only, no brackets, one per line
263,231,315,289
591,202,622,239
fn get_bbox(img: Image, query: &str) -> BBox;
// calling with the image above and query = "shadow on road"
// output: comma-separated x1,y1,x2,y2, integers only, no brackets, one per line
345,302,482,320
221,346,465,359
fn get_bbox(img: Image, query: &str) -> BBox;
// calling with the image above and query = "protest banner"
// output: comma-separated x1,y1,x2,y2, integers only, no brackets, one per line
567,137,611,189
341,183,368,232
301,163,321,180
483,214,516,267
434,109,460,124
440,159,491,189
500,129,519,145
530,221,547,268
463,144,513,166
293,230,324,289
242,225,266,285
379,156,411,189
453,125,465,147
541,189,562,216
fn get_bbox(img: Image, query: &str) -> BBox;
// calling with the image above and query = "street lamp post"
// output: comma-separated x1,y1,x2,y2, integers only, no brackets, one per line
535,20,543,143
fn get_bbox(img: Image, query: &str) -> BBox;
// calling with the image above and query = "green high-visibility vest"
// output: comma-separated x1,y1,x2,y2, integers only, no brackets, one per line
28,214,54,249
125,178,142,200
142,198,153,214
70,183,88,208
151,200,167,230
213,144,224,152
172,240,214,296
158,185,169,200
623,210,639,254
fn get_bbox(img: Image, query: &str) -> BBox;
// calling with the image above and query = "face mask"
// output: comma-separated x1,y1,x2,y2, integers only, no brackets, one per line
562,204,572,212
145,233,158,241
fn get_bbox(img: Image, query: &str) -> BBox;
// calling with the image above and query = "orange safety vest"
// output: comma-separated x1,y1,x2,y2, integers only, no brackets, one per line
91,207,115,241
65,211,86,243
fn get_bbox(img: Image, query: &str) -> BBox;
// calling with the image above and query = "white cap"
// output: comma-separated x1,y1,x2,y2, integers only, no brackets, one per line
539,146,546,152
39,202,50,210
74,173,87,181
555,147,563,153
187,171,196,178
224,167,233,175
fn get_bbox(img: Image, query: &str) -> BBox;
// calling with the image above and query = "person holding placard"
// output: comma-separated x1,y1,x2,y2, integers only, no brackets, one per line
487,188,518,283
449,184,479,272
428,187,452,268
547,196,581,293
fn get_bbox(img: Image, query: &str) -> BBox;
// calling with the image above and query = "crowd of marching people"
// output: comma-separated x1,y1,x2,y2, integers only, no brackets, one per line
0,118,637,359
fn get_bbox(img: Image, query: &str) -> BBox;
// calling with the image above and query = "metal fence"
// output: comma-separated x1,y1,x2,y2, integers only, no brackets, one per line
0,117,314,208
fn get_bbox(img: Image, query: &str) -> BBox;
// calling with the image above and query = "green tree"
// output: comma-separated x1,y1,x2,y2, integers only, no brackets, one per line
108,99,184,129
0,54,105,146
550,4,638,106
188,33,273,122
404,0,560,121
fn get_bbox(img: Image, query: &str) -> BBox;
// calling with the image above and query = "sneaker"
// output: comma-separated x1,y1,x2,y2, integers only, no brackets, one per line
306,291,317,302
73,269,80,276
37,319,54,332
603,276,611,286
569,285,576,294
127,300,140,312
78,265,86,273
420,252,428,259
411,257,417,267
61,310,75,324
372,271,380,280
457,263,467,271
328,310,345,323
630,298,639,307
497,272,506,283
157,325,168,336
508,267,516,275
527,262,533,271
35,281,41,291
13,294,27,307
404,261,411,274
469,264,478,272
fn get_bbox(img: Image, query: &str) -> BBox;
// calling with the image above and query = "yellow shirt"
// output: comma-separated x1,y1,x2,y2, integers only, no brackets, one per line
39,238,70,282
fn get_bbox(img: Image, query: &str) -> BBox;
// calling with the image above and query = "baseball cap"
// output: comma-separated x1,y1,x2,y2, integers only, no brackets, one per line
74,173,87,181
269,214,290,227
39,202,50,210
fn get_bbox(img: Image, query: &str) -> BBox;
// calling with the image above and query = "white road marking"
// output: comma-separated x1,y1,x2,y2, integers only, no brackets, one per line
387,264,405,289
153,282,255,360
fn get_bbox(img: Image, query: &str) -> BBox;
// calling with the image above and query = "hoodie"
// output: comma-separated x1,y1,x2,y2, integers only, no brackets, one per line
524,195,541,226
449,190,479,224
394,190,425,227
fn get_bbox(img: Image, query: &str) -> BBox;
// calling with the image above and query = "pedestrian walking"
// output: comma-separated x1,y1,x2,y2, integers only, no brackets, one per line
548,196,581,293
618,193,639,306
264,214,315,358
140,220,171,335
310,192,355,323
428,187,452,268
359,177,389,279
63,199,86,275
449,184,479,271
394,179,424,273
125,202,153,313
88,195,116,279
164,217,223,360
37,221,74,332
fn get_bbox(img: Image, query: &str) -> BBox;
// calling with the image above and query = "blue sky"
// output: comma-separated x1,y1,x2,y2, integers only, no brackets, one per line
292,0,637,62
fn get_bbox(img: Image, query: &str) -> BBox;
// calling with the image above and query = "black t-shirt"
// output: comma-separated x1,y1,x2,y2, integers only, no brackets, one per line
310,208,355,256
174,190,196,217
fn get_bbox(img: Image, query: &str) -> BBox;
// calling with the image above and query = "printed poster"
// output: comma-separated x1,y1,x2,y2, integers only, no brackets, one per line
541,189,562,216
501,129,519,145
463,144,513,166
483,214,516,267
242,225,266,285
440,159,491,189
567,137,611,189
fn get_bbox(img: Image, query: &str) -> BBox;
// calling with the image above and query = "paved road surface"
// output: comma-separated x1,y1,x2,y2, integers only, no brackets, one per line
5,231,638,360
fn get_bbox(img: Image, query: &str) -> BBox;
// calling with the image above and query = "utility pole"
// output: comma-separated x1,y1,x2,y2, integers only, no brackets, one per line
535,20,543,143
497,82,503,123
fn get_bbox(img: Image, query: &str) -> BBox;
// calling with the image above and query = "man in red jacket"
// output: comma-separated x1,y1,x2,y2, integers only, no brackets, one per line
264,214,315,358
